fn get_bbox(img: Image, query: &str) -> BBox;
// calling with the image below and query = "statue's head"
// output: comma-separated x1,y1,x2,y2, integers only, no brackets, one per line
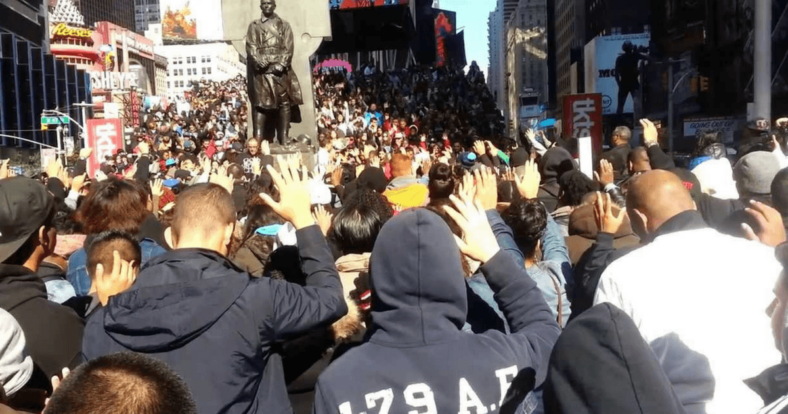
261,0,276,17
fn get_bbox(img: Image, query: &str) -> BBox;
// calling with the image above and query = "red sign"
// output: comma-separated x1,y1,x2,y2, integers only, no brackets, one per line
86,119,123,177
563,93,603,153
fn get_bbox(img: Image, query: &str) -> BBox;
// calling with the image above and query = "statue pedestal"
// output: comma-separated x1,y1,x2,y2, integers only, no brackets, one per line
222,0,331,142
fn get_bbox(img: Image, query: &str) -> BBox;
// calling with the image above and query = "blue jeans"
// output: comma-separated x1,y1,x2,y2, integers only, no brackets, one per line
67,238,167,296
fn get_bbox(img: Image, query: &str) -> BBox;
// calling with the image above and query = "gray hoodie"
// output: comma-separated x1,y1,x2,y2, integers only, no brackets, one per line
0,309,33,398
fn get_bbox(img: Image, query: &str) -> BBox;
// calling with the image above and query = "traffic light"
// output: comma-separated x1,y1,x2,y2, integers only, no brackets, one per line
700,76,710,92
41,124,48,131
662,72,669,91
690,77,699,93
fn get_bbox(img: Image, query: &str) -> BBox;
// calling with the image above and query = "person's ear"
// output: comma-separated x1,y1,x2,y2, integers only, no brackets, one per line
223,222,235,249
628,161,633,173
632,208,648,236
164,227,175,249
39,226,56,255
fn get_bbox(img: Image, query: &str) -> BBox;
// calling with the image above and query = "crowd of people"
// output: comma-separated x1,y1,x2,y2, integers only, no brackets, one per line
3,61,788,414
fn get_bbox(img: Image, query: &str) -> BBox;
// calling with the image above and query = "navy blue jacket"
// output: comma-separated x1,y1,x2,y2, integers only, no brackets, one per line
82,226,347,414
313,209,561,414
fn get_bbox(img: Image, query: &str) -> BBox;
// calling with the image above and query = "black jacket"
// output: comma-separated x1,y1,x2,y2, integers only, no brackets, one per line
313,209,561,414
82,226,347,414
544,304,686,414
0,265,84,379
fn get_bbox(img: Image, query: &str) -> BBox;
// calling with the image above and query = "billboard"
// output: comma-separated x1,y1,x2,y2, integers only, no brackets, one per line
161,0,224,41
433,9,456,67
86,119,123,177
329,0,409,10
584,33,650,116
563,93,603,153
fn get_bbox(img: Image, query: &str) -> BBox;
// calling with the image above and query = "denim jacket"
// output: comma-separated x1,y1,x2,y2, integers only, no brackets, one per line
67,238,167,296
498,211,573,327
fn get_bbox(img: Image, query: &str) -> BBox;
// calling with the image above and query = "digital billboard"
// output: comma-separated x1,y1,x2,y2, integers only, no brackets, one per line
433,9,455,67
161,0,224,41
329,0,409,10
584,33,650,116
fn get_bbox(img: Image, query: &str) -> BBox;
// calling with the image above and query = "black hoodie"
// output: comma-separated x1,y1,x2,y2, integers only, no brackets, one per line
544,304,686,414
82,226,347,414
0,265,84,379
538,147,576,213
314,209,561,414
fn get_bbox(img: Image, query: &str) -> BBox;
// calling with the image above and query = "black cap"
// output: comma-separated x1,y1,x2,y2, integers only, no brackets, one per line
0,177,55,262
174,169,192,180
510,148,529,168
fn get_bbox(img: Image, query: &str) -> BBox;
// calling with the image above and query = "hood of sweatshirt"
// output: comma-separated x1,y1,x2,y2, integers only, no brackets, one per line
568,204,635,240
539,147,575,183
544,304,686,414
0,265,48,312
367,209,466,347
101,249,249,352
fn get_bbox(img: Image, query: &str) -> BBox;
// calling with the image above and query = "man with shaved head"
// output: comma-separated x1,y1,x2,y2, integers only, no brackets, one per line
82,165,347,414
594,170,783,414
627,146,651,177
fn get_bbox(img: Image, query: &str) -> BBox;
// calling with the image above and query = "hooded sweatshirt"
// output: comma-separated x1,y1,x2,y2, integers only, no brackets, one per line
565,204,640,265
313,209,561,414
0,308,33,398
544,304,686,414
0,265,83,380
82,226,347,414
538,148,576,213
383,176,429,209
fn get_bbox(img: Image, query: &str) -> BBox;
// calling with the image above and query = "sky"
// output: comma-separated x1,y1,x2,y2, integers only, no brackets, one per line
438,0,497,78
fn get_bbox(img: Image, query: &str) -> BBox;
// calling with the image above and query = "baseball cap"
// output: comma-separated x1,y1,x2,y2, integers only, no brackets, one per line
0,177,55,263
165,158,177,167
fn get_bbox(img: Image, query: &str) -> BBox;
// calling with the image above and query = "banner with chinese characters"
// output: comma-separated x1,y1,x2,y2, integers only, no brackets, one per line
86,119,123,177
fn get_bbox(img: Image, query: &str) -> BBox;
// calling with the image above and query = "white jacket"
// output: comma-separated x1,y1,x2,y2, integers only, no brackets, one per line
595,227,782,414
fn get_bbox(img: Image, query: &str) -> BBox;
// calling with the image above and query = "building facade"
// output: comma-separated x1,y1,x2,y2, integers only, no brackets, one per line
156,42,246,100
585,0,651,42
554,0,585,118
75,0,135,32
0,0,90,161
134,0,160,33
504,0,548,135
487,2,505,113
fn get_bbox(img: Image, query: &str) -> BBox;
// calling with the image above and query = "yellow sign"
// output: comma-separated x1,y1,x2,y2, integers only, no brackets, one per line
51,23,93,40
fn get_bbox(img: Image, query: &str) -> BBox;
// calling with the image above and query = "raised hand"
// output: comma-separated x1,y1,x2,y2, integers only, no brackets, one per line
594,193,626,235
151,178,164,198
514,159,541,199
71,173,88,193
94,251,137,306
640,118,659,146
458,171,475,203
260,156,315,229
79,147,93,159
474,168,498,211
312,204,333,237
473,140,486,156
742,200,787,247
0,159,10,180
210,166,234,194
443,195,500,263
595,159,615,187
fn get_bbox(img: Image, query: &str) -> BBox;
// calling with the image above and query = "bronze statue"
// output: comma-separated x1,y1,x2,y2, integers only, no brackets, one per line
246,0,303,145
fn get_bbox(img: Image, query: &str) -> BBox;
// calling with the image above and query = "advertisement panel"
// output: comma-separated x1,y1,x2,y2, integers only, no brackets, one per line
563,93,603,153
160,0,224,41
683,116,742,145
584,33,650,115
86,119,123,177
329,0,409,10
433,9,456,67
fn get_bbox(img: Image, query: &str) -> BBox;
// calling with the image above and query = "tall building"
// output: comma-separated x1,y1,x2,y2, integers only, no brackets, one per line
157,42,246,100
585,0,651,42
554,0,585,117
76,0,135,31
2,0,49,47
135,0,160,33
487,3,505,112
504,0,548,135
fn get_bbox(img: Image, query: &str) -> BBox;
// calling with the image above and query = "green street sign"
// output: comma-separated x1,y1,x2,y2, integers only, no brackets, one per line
41,116,70,125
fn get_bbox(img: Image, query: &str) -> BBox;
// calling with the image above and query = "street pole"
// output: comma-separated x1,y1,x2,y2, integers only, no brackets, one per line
755,0,772,121
56,126,63,165
668,62,674,154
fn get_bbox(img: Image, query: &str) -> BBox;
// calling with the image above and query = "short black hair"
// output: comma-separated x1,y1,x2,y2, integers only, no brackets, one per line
428,163,455,200
332,189,393,254
772,168,788,217
45,352,197,414
559,170,598,207
86,231,142,280
503,199,548,258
